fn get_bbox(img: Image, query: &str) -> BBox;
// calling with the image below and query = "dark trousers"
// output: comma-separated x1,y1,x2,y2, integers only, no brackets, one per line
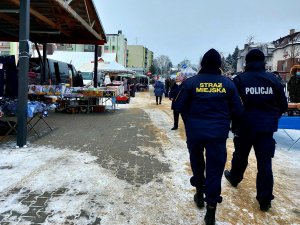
230,132,275,203
187,137,227,206
173,110,179,128
165,87,169,97
156,96,162,104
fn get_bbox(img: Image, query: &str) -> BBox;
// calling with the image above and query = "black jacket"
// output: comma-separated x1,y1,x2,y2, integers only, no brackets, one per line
169,83,183,110
176,73,243,139
234,61,288,133
288,75,300,103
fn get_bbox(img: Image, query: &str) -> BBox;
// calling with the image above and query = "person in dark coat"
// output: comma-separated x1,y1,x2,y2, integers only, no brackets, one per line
169,75,184,130
73,71,84,87
154,79,165,105
169,77,176,90
176,49,243,225
287,68,300,102
272,71,285,86
224,49,288,212
128,76,137,97
165,76,171,97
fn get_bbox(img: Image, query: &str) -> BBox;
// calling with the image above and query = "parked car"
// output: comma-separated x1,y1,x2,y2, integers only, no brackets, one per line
28,58,77,85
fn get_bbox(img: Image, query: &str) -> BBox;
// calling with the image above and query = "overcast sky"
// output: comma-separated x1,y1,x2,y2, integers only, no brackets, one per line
95,0,300,66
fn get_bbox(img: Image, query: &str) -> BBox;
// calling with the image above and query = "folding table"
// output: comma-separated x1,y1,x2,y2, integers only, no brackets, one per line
0,112,52,142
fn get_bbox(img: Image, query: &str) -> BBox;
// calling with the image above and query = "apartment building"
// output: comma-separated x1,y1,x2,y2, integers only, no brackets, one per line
0,42,10,55
127,45,153,74
101,30,128,67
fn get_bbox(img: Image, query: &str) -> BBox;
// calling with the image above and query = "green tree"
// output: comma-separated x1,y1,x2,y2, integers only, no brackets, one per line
232,46,239,72
149,64,156,75
221,54,235,75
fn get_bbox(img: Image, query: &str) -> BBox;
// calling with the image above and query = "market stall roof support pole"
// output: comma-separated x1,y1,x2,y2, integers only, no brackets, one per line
17,0,30,147
94,44,98,87
42,43,47,84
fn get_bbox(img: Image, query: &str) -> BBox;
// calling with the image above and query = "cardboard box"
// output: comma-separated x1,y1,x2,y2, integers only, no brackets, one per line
93,105,105,113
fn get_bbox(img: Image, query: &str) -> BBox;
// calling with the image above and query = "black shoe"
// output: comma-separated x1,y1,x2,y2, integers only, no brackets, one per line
194,190,204,208
171,127,178,130
159,102,161,104
156,102,158,105
204,205,216,225
224,170,238,187
260,202,271,212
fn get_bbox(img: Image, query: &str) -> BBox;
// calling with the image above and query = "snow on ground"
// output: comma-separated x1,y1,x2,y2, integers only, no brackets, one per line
274,129,300,151
0,90,299,224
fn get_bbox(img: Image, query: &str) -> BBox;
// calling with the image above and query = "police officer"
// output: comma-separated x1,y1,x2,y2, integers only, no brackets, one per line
224,49,288,212
176,49,243,225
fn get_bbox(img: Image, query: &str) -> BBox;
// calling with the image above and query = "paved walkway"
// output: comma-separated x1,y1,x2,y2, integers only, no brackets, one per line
0,104,174,224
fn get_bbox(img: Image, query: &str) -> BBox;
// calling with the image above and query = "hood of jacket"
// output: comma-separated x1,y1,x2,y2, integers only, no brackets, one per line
245,49,266,72
199,48,222,75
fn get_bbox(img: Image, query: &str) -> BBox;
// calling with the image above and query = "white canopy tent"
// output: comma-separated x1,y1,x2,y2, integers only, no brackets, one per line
180,67,197,77
78,60,134,74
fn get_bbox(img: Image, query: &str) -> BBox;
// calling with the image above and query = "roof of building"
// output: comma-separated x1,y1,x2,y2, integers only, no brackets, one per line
273,32,300,48
0,0,106,44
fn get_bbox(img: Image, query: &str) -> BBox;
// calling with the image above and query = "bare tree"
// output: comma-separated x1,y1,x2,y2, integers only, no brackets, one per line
154,55,172,75
247,35,255,45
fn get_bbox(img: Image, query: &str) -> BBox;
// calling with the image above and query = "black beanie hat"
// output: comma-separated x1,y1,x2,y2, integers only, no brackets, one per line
201,48,221,69
246,49,265,63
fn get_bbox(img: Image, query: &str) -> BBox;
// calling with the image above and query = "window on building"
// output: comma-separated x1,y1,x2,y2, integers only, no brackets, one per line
84,45,95,52
282,61,287,71
0,51,10,55
112,46,116,52
104,46,109,51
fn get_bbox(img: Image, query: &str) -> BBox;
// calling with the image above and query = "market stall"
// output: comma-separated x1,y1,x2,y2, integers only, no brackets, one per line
28,84,116,113
118,74,149,92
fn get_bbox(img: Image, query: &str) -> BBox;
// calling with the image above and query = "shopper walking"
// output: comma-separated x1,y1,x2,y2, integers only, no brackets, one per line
154,78,165,105
169,75,184,130
176,49,243,225
224,49,288,212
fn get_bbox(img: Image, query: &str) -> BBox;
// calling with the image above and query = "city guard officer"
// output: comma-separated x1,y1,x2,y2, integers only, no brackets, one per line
224,49,288,212
175,49,243,225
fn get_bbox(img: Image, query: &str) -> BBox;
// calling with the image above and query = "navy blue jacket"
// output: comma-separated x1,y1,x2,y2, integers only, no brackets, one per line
169,83,183,110
176,73,243,139
233,62,288,133
154,81,165,97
